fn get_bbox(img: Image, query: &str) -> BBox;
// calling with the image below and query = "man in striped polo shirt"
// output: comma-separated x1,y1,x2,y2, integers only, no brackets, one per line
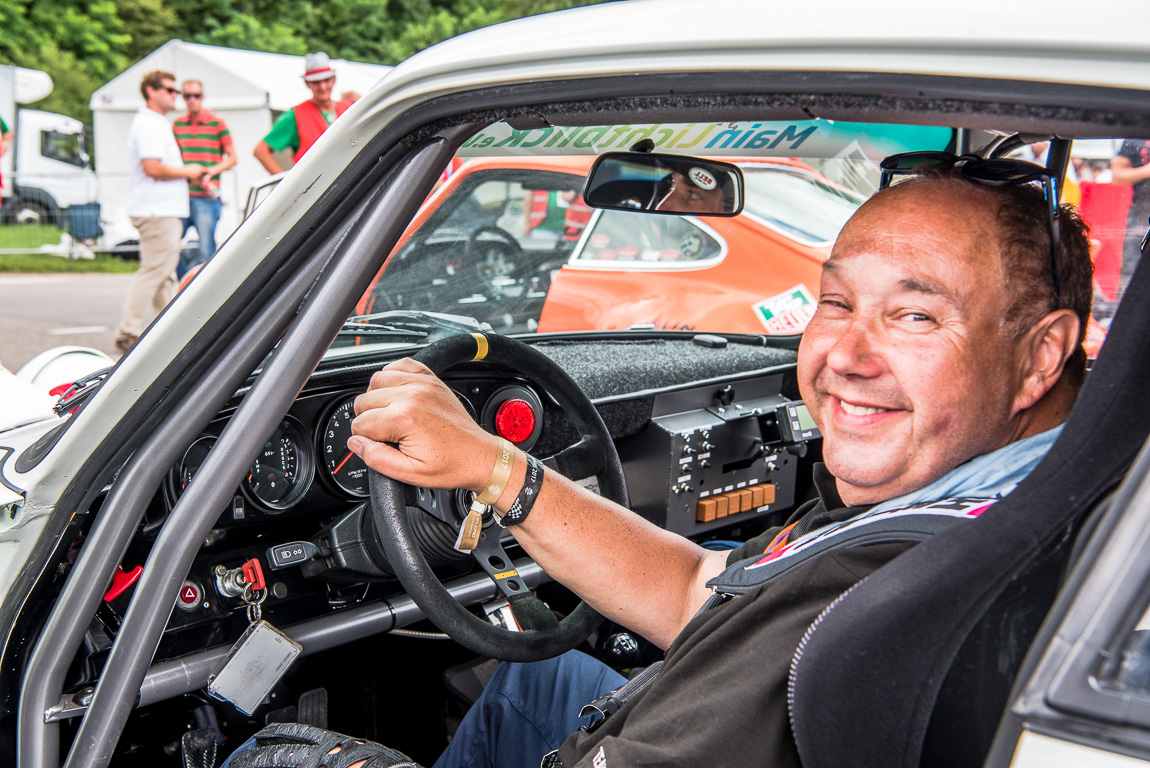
174,80,236,278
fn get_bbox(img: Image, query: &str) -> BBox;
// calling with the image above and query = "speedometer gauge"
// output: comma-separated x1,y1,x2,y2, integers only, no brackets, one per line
243,419,313,510
167,435,217,503
321,396,370,497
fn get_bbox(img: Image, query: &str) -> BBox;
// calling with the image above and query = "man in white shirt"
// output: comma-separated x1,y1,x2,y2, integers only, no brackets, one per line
115,70,208,353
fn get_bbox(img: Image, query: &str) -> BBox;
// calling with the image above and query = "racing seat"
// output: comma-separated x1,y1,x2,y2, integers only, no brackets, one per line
788,248,1150,768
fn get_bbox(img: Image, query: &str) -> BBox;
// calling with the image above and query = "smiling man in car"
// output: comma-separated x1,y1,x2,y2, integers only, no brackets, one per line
227,161,1093,768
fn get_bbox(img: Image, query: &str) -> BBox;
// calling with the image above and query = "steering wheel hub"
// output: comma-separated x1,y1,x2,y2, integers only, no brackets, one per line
369,332,629,661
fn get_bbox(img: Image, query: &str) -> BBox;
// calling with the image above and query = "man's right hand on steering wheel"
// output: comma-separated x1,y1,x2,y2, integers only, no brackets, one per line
348,358,512,502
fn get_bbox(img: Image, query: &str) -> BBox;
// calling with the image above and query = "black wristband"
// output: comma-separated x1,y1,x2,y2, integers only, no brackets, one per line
498,454,544,526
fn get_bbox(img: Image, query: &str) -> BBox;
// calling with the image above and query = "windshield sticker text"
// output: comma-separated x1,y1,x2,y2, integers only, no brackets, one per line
458,121,953,159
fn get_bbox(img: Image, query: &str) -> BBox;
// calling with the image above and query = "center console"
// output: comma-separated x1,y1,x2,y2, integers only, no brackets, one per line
618,373,820,537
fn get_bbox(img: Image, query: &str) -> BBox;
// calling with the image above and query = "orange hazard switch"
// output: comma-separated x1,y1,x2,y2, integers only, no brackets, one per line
697,498,717,522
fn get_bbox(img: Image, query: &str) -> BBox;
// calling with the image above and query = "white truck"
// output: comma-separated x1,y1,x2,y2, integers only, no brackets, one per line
0,65,99,229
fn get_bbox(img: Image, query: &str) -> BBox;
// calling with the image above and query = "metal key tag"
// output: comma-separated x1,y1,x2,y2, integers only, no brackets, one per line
453,501,485,552
207,585,300,715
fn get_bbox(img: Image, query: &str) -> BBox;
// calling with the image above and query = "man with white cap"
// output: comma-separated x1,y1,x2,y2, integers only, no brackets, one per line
253,52,353,174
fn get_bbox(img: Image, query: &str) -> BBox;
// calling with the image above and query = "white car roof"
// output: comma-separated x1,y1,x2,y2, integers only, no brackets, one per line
388,0,1150,95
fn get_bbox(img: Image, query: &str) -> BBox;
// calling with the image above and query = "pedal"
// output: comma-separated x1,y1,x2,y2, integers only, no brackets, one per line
297,687,328,729
264,705,296,725
443,657,500,707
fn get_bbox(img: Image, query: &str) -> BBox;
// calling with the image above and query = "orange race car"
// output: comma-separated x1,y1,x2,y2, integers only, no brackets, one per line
355,155,864,337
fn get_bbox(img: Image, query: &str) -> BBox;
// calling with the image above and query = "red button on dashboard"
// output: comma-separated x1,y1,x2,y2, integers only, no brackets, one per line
176,581,203,611
495,399,536,444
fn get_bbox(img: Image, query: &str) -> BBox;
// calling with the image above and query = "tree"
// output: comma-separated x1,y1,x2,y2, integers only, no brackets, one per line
2,0,614,123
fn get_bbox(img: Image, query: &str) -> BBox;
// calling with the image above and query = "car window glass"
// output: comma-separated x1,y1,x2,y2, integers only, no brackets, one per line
40,130,88,168
342,128,1138,353
574,210,723,264
740,165,862,244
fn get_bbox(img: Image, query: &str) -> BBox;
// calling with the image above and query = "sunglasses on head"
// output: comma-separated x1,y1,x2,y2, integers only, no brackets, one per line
878,151,1063,299
183,92,203,99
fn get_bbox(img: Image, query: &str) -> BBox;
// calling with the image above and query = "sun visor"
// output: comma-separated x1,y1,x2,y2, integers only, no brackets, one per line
458,120,954,160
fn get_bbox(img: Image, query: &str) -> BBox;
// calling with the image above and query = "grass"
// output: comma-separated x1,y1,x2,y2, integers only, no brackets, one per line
0,250,138,274
0,224,138,273
0,224,63,250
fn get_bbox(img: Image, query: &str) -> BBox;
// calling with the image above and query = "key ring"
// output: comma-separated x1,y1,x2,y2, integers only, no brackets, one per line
242,583,267,624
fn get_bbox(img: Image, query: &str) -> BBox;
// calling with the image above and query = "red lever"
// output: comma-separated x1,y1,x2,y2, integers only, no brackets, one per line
103,565,143,602
241,558,265,592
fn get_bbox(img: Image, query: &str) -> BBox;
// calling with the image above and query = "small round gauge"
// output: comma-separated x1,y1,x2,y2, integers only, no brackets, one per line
244,420,312,510
169,435,216,501
321,396,370,497
452,389,478,421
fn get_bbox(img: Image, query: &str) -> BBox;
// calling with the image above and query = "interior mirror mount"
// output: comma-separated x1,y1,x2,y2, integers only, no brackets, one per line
582,151,744,217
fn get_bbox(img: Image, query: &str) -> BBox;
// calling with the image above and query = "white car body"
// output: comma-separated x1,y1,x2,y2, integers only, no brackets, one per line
2,1,1149,766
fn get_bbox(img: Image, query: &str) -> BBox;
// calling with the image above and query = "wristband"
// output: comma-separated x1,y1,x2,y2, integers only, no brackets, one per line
474,437,514,506
497,454,544,527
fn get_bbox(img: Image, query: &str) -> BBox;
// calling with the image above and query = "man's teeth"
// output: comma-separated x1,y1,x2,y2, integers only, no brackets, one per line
840,401,889,416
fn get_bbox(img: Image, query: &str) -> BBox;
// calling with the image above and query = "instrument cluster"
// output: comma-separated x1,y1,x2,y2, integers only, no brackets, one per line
163,375,547,526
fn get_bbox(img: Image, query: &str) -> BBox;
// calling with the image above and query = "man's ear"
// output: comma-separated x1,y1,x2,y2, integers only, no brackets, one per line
1012,309,1081,413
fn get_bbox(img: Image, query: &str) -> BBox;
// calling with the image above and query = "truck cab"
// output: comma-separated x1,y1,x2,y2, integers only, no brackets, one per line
3,109,97,227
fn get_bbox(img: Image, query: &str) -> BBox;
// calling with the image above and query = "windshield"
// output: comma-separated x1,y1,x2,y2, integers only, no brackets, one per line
331,120,1117,357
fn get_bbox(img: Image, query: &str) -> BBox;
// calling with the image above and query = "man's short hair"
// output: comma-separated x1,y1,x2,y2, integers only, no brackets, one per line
893,171,1093,388
995,187,1092,388
140,70,175,101
181,79,202,90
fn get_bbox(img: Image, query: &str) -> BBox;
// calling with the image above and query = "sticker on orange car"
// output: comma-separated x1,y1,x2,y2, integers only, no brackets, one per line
753,285,816,334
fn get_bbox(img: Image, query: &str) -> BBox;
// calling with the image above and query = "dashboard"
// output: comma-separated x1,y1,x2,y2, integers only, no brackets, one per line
77,335,819,705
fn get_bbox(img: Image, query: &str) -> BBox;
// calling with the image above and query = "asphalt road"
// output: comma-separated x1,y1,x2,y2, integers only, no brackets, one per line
0,272,134,372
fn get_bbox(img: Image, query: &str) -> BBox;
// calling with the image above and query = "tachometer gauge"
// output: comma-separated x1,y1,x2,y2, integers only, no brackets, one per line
321,396,370,497
169,435,217,502
243,419,313,510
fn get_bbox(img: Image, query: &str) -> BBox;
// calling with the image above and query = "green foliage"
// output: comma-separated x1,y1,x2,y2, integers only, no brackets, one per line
114,0,180,64
15,44,102,124
2,0,613,124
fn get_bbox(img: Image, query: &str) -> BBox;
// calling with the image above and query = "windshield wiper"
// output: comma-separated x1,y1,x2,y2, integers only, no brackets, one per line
52,366,113,416
336,310,493,344
335,322,430,341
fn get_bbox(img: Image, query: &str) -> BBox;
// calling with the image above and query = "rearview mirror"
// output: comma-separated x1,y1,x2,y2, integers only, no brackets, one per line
583,152,744,217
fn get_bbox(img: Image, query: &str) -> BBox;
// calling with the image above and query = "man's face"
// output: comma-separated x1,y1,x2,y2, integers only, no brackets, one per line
148,79,179,113
797,182,1031,505
656,170,726,214
307,76,336,104
182,83,204,116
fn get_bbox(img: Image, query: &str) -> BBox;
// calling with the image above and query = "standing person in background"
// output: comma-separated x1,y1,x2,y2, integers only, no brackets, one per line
253,52,352,174
1111,139,1150,297
174,80,236,279
115,70,208,353
340,91,361,104
0,114,11,213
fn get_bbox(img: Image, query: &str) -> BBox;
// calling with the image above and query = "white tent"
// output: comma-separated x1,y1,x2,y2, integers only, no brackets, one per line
89,40,391,248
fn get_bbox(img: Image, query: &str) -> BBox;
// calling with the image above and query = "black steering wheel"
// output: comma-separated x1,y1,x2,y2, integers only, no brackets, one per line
369,333,629,662
466,225,523,281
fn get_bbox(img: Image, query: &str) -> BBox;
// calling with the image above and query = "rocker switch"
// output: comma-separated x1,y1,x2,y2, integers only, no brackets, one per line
267,541,321,570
